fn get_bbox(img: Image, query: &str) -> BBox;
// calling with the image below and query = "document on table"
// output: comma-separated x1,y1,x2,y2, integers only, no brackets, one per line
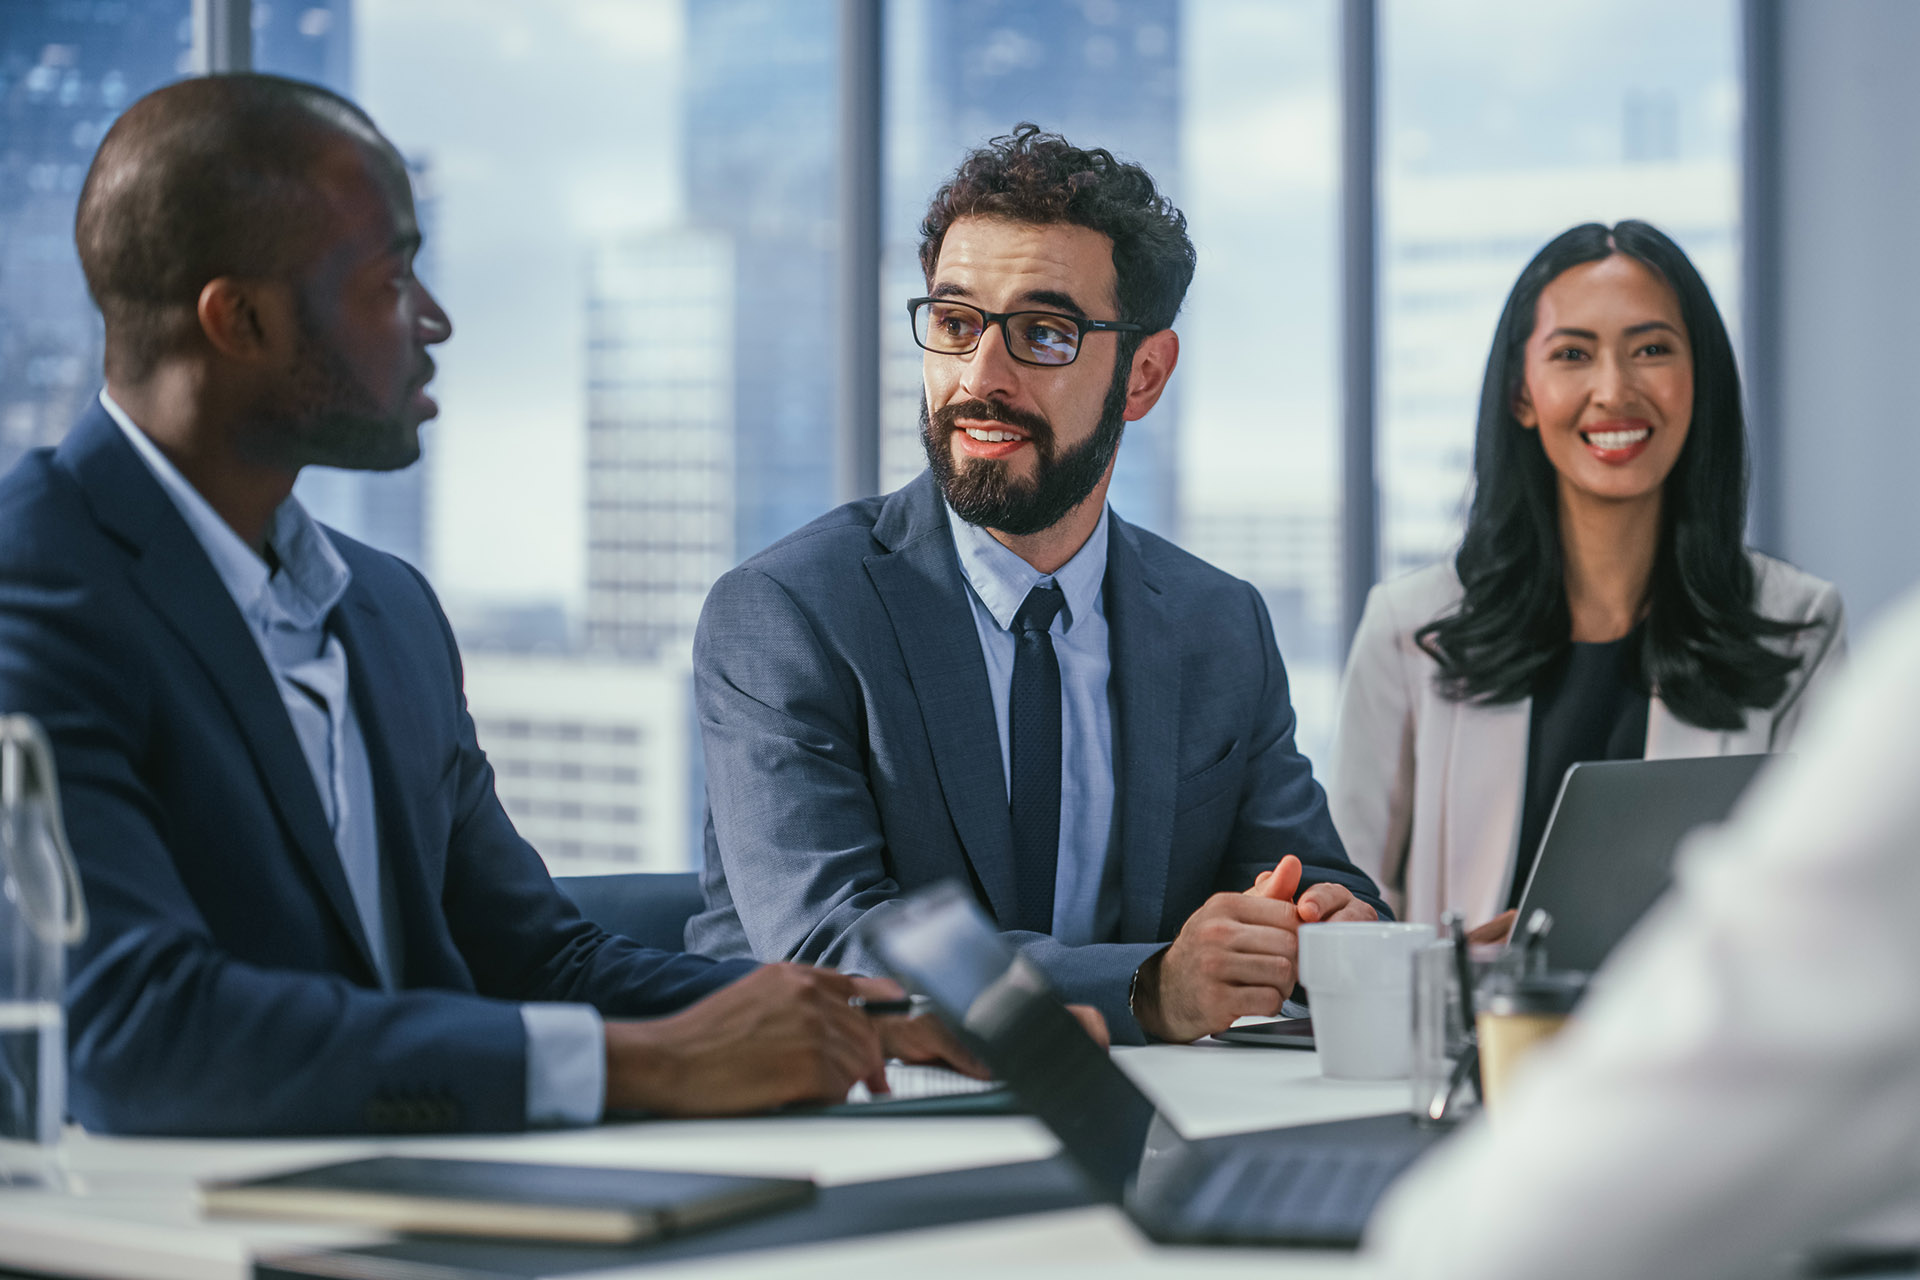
843,1062,1003,1105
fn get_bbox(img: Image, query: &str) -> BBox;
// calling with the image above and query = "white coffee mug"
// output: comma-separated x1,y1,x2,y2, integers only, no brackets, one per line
1297,922,1434,1080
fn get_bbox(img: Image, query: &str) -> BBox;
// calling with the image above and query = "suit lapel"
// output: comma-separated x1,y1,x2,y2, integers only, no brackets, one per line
864,477,1018,924
1105,519,1179,941
1443,695,1530,923
330,588,438,987
61,409,381,980
1645,697,1733,758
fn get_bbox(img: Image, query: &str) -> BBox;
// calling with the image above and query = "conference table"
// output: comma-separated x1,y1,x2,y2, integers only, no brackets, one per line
0,1043,1410,1280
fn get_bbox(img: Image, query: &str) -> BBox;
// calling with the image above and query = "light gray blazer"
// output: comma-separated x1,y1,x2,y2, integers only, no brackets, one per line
1326,553,1847,926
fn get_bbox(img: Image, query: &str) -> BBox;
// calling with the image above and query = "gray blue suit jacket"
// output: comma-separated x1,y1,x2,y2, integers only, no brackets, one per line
685,472,1385,1041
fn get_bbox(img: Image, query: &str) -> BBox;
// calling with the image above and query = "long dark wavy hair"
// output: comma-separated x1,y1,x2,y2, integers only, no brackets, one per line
1415,220,1809,730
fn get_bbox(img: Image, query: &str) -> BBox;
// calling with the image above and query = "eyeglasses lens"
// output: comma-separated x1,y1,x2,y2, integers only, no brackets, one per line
914,302,1081,366
917,301,982,353
1008,313,1080,365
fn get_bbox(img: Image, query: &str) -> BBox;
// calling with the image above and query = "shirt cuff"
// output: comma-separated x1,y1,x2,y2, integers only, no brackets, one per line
521,1003,606,1127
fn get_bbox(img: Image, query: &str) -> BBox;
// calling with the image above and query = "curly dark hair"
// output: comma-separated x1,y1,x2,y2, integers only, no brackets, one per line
1416,220,1815,730
917,123,1196,336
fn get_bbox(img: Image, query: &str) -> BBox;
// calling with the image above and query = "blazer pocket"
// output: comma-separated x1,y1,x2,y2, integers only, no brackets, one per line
1174,739,1243,815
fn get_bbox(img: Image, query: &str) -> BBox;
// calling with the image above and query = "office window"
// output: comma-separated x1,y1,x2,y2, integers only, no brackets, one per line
1179,0,1343,750
884,0,1345,753
255,0,1350,874
180,0,1739,873
0,1,191,474
1377,0,1742,583
256,0,847,872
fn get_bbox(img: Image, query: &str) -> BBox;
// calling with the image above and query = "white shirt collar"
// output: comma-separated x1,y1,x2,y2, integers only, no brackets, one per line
99,390,350,629
945,499,1110,634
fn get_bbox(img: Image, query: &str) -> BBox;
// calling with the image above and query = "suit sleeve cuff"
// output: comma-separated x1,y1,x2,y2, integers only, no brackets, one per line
521,1003,606,1127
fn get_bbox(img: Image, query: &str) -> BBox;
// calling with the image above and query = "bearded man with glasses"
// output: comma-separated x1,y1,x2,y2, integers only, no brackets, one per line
688,125,1386,1044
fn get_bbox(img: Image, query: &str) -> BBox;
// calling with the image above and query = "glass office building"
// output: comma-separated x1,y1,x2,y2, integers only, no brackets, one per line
0,0,189,475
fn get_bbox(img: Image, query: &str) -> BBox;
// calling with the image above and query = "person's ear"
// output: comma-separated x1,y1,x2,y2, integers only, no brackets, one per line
1121,329,1179,422
1512,378,1539,430
195,278,299,366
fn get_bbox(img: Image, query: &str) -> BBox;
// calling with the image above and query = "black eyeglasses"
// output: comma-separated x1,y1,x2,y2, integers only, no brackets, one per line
907,297,1144,367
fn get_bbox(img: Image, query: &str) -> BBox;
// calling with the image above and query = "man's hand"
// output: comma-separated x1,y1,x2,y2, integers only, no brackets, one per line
1138,855,1379,1043
846,976,1111,1078
848,976,989,1081
1246,853,1379,924
603,963,886,1115
1066,1003,1111,1048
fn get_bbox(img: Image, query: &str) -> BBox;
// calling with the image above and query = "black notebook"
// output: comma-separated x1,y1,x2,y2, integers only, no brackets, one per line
202,1156,815,1244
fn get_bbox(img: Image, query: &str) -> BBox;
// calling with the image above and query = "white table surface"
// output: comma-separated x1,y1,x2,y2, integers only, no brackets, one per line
0,1043,1410,1280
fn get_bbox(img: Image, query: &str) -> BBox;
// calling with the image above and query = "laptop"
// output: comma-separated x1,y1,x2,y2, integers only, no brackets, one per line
1512,753,1771,972
862,884,1447,1248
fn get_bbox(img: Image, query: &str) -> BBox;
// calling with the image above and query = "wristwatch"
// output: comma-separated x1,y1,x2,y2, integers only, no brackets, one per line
1128,947,1171,1032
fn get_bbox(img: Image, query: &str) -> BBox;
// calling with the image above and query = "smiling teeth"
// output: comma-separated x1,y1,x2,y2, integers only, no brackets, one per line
964,428,1023,443
1587,428,1651,449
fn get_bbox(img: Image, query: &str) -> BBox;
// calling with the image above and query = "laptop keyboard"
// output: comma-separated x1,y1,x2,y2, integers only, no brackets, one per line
1176,1144,1409,1244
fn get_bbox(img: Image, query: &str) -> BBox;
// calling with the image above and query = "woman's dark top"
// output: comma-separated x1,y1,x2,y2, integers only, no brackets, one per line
1509,630,1650,910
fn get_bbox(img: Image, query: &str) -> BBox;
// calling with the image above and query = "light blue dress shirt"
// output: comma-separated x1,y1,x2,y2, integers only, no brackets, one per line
102,392,604,1126
945,503,1120,947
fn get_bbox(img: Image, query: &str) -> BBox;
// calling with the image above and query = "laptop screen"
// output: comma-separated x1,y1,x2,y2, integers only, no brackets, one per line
864,883,1163,1201
1512,754,1769,972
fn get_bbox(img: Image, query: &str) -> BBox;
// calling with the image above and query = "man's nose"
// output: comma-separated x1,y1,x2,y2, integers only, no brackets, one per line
416,281,453,345
958,320,1022,402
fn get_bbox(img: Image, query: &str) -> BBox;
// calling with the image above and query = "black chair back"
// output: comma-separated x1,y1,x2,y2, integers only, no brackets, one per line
555,872,704,952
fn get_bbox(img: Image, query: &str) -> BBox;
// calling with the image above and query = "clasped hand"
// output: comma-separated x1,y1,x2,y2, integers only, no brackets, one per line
1133,854,1378,1043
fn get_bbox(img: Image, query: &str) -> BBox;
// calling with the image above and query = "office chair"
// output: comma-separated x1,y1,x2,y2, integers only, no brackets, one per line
555,872,705,952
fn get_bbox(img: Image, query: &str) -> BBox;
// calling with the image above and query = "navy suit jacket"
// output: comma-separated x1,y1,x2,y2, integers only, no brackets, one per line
0,405,754,1136
686,472,1386,1041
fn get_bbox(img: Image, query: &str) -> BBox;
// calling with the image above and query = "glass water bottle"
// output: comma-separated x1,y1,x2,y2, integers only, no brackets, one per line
0,715,88,1188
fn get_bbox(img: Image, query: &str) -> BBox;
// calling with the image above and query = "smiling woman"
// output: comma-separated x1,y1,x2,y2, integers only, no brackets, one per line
1322,220,1849,930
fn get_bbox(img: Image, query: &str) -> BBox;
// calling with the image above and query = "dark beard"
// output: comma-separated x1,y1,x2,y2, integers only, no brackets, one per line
921,352,1131,537
252,299,425,473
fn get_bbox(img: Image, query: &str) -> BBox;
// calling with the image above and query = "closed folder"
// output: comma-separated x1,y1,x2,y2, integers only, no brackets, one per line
201,1155,815,1244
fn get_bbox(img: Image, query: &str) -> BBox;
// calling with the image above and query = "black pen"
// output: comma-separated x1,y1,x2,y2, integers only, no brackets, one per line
1443,911,1484,1113
847,994,932,1017
1444,911,1477,1033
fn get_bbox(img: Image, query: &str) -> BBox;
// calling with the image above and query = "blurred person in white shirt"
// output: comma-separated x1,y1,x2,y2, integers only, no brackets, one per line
1365,583,1920,1280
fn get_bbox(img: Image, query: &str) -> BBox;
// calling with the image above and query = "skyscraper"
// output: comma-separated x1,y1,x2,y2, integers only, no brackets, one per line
0,1,190,473
681,0,838,562
584,229,736,660
462,653,695,873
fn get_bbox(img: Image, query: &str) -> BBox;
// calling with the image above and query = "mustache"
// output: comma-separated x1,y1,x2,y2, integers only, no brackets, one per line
930,398,1053,448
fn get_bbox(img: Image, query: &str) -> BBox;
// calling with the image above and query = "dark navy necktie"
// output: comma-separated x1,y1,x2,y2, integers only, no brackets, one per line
1009,583,1066,935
